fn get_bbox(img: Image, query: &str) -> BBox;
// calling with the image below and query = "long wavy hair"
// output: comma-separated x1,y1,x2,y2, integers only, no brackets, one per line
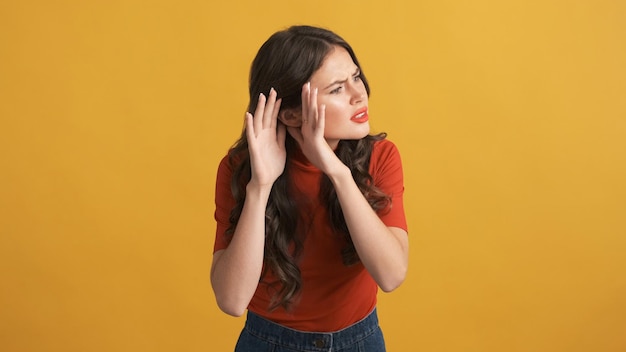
226,25,390,311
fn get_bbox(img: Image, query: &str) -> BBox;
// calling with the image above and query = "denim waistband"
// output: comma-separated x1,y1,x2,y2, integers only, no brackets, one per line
243,308,380,351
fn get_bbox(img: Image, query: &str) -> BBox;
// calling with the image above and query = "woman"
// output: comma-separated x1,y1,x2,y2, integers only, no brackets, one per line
211,25,408,352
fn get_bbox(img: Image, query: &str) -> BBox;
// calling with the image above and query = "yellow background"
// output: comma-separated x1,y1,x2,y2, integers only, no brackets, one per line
1,0,625,351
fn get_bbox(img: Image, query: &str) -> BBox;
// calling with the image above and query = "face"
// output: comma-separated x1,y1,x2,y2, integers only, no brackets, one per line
309,46,369,148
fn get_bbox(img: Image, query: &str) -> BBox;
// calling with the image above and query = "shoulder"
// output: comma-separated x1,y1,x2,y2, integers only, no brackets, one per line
216,153,232,179
369,137,403,177
217,148,248,175
373,138,398,153
368,138,405,202
371,138,401,164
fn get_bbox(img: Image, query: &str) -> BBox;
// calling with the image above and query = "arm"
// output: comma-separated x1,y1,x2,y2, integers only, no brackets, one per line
211,89,285,316
328,167,408,292
211,184,272,316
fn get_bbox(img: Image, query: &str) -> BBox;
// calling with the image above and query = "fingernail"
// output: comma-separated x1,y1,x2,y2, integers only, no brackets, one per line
270,87,275,94
259,93,264,99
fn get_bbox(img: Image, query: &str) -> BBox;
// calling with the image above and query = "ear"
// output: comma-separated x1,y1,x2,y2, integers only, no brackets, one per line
278,108,302,127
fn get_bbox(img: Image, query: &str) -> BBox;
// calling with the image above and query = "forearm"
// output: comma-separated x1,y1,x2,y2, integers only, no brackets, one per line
328,166,408,292
210,183,270,316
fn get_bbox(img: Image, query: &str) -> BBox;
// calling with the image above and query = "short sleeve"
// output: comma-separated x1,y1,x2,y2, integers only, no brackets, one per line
369,139,408,232
213,155,236,252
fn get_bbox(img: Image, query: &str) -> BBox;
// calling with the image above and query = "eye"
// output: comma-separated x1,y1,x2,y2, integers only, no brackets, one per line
353,74,362,82
330,86,343,94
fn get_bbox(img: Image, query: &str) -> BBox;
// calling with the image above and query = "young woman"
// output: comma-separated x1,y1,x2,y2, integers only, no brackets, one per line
211,25,408,352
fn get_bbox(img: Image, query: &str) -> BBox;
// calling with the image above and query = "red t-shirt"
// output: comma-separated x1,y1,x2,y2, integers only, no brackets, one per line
213,138,407,331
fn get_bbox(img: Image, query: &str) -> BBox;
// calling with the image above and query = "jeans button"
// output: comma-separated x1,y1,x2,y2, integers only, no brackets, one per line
313,339,326,348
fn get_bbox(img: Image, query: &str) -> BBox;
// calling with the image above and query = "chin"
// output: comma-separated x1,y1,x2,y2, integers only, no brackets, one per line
356,126,371,139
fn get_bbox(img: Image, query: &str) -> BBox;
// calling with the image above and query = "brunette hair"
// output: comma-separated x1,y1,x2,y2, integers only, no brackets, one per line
226,25,390,310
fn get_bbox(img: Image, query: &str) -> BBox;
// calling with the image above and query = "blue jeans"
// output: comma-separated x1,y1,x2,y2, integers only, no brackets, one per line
234,308,386,352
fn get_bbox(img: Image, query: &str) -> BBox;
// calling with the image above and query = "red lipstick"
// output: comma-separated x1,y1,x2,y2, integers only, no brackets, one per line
351,108,369,123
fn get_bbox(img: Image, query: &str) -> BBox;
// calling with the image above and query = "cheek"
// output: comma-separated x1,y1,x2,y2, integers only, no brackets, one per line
320,106,341,128
319,101,342,120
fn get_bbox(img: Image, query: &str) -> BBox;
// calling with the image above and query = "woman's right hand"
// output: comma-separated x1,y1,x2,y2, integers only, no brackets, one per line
245,88,286,188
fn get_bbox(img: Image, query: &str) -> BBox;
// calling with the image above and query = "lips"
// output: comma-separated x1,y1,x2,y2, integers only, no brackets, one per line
350,108,369,123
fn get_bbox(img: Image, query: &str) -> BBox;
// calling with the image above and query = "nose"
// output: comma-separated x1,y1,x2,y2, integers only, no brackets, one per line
349,83,365,105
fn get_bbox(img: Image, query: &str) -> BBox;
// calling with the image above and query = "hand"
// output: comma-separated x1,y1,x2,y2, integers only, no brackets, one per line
246,88,286,187
287,83,346,175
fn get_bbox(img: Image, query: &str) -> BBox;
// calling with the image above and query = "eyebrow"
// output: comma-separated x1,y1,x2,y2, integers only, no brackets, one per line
323,67,361,90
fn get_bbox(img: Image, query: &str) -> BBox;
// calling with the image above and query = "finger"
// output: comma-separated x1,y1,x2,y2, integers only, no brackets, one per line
263,88,277,129
276,122,286,146
270,98,282,130
301,82,310,125
311,87,319,127
254,93,266,134
302,86,318,131
245,112,255,141
317,104,326,136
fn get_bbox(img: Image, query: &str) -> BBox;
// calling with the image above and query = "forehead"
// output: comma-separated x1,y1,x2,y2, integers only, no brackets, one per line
309,46,357,84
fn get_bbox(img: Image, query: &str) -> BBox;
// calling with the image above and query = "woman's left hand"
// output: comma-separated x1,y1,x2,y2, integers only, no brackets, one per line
287,83,347,176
